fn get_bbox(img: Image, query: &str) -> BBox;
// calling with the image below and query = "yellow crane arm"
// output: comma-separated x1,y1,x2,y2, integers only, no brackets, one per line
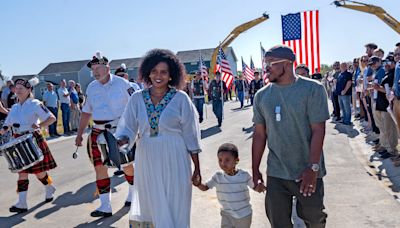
334,0,400,34
210,13,269,74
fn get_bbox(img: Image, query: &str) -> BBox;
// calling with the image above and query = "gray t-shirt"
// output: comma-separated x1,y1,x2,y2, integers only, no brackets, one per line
253,76,329,180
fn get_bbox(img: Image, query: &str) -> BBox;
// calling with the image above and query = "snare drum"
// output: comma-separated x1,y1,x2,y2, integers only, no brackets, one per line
0,134,44,173
97,130,134,168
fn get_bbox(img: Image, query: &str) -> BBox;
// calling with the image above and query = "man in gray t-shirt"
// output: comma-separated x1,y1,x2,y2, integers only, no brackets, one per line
252,45,329,228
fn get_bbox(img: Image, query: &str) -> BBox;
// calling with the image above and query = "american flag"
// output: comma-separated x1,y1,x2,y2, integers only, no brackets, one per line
281,10,320,74
198,55,209,82
250,57,255,71
216,47,234,88
260,44,269,84
241,57,254,83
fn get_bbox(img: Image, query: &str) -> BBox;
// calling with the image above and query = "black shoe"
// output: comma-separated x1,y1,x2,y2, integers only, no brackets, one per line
45,197,54,203
90,210,112,218
9,206,28,213
124,201,131,207
380,152,396,159
114,170,124,176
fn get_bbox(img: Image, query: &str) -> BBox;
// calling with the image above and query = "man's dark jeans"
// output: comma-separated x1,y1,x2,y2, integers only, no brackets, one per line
193,98,205,122
47,106,58,135
265,176,327,228
60,103,70,134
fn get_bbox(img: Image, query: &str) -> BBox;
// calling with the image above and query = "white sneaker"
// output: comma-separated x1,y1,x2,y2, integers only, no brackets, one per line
45,185,56,202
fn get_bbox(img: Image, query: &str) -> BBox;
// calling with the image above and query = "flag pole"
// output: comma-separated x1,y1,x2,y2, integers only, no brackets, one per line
218,43,224,120
199,49,208,119
260,42,266,85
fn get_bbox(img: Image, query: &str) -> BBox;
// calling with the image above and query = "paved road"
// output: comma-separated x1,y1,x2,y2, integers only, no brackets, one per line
0,100,399,227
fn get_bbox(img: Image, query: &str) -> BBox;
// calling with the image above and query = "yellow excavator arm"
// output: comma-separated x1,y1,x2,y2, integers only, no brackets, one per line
210,13,269,74
334,0,400,34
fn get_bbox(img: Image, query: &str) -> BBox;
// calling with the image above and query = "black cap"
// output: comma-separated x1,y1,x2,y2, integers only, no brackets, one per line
264,45,296,61
368,56,381,65
114,63,127,76
87,51,109,68
385,55,395,62
365,43,378,50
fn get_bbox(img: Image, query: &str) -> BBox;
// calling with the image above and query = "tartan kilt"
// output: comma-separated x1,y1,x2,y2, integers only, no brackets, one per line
18,130,57,174
87,128,104,167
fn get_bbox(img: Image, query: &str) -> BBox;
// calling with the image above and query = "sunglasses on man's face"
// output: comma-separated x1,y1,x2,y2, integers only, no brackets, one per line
264,59,290,68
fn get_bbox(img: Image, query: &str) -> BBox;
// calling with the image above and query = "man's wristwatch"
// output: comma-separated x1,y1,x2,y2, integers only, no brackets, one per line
308,163,320,172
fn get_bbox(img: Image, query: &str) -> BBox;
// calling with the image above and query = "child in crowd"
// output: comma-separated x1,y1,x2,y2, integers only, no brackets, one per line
197,143,266,228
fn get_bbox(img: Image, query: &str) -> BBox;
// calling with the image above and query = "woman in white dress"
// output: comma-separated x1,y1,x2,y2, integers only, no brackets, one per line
115,49,202,227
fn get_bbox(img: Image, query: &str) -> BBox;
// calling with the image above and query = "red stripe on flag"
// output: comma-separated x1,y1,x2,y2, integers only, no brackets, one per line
293,40,297,67
309,11,315,74
303,11,309,68
316,10,321,73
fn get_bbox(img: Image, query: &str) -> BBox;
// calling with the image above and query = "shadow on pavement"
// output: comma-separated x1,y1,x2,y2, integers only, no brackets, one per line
201,126,221,139
333,124,359,138
0,201,47,227
75,206,129,228
34,175,126,220
230,106,251,112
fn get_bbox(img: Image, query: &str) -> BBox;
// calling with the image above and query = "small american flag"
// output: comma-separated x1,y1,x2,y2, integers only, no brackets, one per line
250,57,255,71
260,44,269,84
281,10,320,74
241,57,254,83
198,55,209,82
216,47,234,88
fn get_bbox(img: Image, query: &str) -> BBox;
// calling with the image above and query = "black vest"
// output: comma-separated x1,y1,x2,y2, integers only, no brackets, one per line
193,80,205,96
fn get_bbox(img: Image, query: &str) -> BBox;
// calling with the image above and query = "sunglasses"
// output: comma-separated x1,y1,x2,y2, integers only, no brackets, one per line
264,59,290,68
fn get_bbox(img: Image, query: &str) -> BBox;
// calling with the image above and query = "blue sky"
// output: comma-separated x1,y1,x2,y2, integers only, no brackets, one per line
0,0,399,77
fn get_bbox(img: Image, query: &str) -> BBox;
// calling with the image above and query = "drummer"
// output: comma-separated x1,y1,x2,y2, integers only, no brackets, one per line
75,51,134,218
0,77,57,214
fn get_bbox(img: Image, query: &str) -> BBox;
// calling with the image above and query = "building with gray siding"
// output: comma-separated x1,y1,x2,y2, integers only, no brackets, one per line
109,57,142,81
109,47,237,80
37,60,92,100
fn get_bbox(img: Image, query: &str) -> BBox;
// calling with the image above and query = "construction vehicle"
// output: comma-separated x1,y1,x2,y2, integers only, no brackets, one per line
334,0,400,35
209,13,269,74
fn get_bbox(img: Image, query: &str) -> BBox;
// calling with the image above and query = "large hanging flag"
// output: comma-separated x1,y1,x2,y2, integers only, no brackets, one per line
281,10,320,74
260,43,269,84
241,57,254,83
198,55,209,82
216,47,234,88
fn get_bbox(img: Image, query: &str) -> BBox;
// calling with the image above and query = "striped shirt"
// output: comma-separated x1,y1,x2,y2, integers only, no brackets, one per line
206,169,254,219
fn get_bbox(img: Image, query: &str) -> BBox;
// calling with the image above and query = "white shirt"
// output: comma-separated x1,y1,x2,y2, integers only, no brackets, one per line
42,90,58,108
82,74,132,120
57,87,70,104
206,169,254,219
4,98,52,132
130,82,141,92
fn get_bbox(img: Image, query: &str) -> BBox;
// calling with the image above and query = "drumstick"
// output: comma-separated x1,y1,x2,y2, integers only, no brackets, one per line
72,147,79,159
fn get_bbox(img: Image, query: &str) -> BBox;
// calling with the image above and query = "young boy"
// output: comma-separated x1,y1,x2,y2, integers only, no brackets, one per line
197,143,266,228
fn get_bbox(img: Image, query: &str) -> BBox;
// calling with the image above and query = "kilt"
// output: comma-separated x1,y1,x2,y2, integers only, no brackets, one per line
18,130,57,174
87,128,103,167
87,128,135,167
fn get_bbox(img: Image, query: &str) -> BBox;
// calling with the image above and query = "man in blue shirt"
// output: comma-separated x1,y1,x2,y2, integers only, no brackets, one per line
42,82,60,137
336,63,353,125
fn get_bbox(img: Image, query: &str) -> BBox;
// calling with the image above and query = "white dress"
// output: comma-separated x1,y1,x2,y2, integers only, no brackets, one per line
115,88,201,227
